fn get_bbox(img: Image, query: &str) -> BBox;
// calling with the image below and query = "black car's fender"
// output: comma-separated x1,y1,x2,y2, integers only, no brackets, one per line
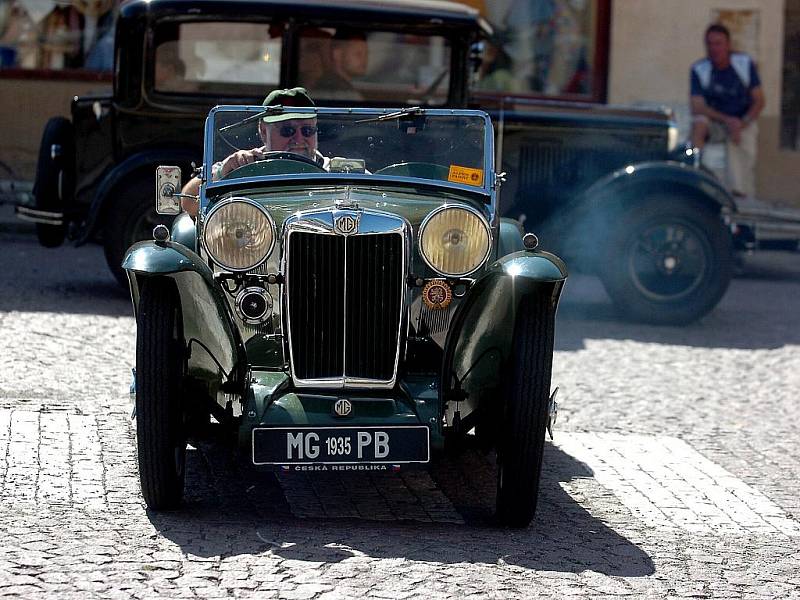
441,250,567,434
123,240,248,406
544,160,735,265
78,147,198,244
582,160,735,211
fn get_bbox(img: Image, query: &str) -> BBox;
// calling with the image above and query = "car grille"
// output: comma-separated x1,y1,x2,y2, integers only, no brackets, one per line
286,230,405,386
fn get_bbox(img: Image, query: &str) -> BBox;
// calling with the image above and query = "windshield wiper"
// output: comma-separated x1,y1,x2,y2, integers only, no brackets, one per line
355,106,424,124
219,105,286,132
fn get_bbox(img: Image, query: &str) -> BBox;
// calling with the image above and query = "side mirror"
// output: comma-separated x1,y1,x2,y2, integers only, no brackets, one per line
155,165,182,215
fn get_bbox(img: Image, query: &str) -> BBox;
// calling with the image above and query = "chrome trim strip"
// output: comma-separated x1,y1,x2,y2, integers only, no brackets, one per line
418,204,493,277
15,206,64,225
283,206,410,389
202,196,277,272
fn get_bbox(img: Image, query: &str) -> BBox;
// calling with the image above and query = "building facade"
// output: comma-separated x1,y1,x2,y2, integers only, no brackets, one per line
609,0,797,207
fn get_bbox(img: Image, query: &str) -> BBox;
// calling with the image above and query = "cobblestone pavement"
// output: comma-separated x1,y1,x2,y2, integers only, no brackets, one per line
1,230,799,599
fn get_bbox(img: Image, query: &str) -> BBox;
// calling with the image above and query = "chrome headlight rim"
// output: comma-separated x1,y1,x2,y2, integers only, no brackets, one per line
418,204,493,278
202,196,276,272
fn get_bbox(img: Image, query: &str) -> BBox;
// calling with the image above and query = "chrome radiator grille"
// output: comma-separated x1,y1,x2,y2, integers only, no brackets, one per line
286,225,405,387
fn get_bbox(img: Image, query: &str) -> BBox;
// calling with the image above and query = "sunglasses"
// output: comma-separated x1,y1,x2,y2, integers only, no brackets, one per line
278,125,317,138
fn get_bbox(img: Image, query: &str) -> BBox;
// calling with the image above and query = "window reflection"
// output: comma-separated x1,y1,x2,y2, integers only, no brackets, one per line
475,0,598,98
298,28,451,105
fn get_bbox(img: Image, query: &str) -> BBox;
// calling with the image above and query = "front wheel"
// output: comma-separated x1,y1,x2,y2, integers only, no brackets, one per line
136,278,187,510
496,295,555,528
600,197,733,325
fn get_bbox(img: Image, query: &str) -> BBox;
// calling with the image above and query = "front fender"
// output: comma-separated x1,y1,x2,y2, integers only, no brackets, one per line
542,160,735,266
581,160,735,211
124,241,247,395
441,250,567,428
170,211,197,251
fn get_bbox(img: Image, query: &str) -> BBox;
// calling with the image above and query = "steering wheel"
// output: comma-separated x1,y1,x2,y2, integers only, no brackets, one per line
223,151,324,179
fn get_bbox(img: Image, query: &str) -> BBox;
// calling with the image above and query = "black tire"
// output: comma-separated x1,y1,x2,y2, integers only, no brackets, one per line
103,177,175,287
496,295,554,528
599,197,733,325
32,117,74,247
136,277,187,510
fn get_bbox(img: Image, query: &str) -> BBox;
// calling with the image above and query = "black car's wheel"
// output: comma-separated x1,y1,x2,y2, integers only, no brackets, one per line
496,295,554,528
32,117,74,247
104,177,174,287
600,197,733,325
136,277,187,510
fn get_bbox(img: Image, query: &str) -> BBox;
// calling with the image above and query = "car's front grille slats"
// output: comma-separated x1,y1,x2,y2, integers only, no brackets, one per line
345,234,403,380
288,233,346,380
286,217,405,388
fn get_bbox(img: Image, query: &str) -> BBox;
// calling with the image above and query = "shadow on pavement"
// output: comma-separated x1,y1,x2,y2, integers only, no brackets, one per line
146,443,655,577
556,270,800,351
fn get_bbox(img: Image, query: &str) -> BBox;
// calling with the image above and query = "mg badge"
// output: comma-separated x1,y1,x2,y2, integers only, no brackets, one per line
334,399,353,417
334,214,359,236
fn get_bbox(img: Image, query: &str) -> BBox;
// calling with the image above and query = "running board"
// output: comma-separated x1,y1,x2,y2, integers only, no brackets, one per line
15,205,64,226
733,199,800,244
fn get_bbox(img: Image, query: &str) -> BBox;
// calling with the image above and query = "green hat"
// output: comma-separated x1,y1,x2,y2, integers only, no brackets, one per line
261,87,316,123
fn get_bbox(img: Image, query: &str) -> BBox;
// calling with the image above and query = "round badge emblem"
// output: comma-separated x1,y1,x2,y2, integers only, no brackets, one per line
422,279,453,311
334,399,352,417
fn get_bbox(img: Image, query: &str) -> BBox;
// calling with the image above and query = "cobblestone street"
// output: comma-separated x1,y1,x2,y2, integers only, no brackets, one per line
1,223,799,599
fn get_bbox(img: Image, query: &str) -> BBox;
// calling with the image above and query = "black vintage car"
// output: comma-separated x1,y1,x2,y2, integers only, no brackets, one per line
19,0,736,324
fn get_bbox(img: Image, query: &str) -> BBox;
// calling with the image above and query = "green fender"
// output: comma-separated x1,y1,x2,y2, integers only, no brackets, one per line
123,240,247,400
497,217,525,257
441,250,567,430
170,211,197,251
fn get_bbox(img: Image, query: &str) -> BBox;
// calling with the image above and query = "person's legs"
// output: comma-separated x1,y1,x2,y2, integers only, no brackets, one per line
691,115,710,148
726,122,758,197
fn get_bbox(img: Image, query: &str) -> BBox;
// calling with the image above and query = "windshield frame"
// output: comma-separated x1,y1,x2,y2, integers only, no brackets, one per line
202,105,495,202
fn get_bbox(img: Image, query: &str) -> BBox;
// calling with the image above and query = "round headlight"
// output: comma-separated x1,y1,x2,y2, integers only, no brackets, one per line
203,198,275,271
419,205,491,277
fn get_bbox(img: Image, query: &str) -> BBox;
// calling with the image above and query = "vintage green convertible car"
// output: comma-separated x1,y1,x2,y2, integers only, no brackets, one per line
124,105,567,527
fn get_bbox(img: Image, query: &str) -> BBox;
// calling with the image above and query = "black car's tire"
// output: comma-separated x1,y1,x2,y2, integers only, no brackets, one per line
599,197,733,325
103,177,174,288
32,117,74,247
136,278,187,510
496,295,554,528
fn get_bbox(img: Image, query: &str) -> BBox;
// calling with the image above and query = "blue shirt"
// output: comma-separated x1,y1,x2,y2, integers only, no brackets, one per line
690,54,761,118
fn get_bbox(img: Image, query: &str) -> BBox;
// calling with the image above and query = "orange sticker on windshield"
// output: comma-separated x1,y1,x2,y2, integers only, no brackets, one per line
448,165,484,187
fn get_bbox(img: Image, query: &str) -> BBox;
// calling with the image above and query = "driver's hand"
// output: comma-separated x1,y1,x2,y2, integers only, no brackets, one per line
219,148,266,178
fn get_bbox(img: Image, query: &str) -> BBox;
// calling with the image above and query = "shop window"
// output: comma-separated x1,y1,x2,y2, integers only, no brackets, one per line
154,22,282,96
782,0,800,150
297,28,451,105
0,0,116,74
471,0,609,101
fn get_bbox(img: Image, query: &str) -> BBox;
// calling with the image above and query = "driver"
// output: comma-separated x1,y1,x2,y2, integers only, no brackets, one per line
181,87,321,215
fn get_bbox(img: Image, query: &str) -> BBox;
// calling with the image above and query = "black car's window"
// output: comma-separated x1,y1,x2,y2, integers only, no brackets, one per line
297,28,451,105
154,22,282,95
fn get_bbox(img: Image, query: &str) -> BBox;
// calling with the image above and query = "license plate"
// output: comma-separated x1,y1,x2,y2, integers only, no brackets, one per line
252,426,430,466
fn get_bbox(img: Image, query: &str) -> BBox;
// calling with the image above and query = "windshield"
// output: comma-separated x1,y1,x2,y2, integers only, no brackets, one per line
208,108,491,191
